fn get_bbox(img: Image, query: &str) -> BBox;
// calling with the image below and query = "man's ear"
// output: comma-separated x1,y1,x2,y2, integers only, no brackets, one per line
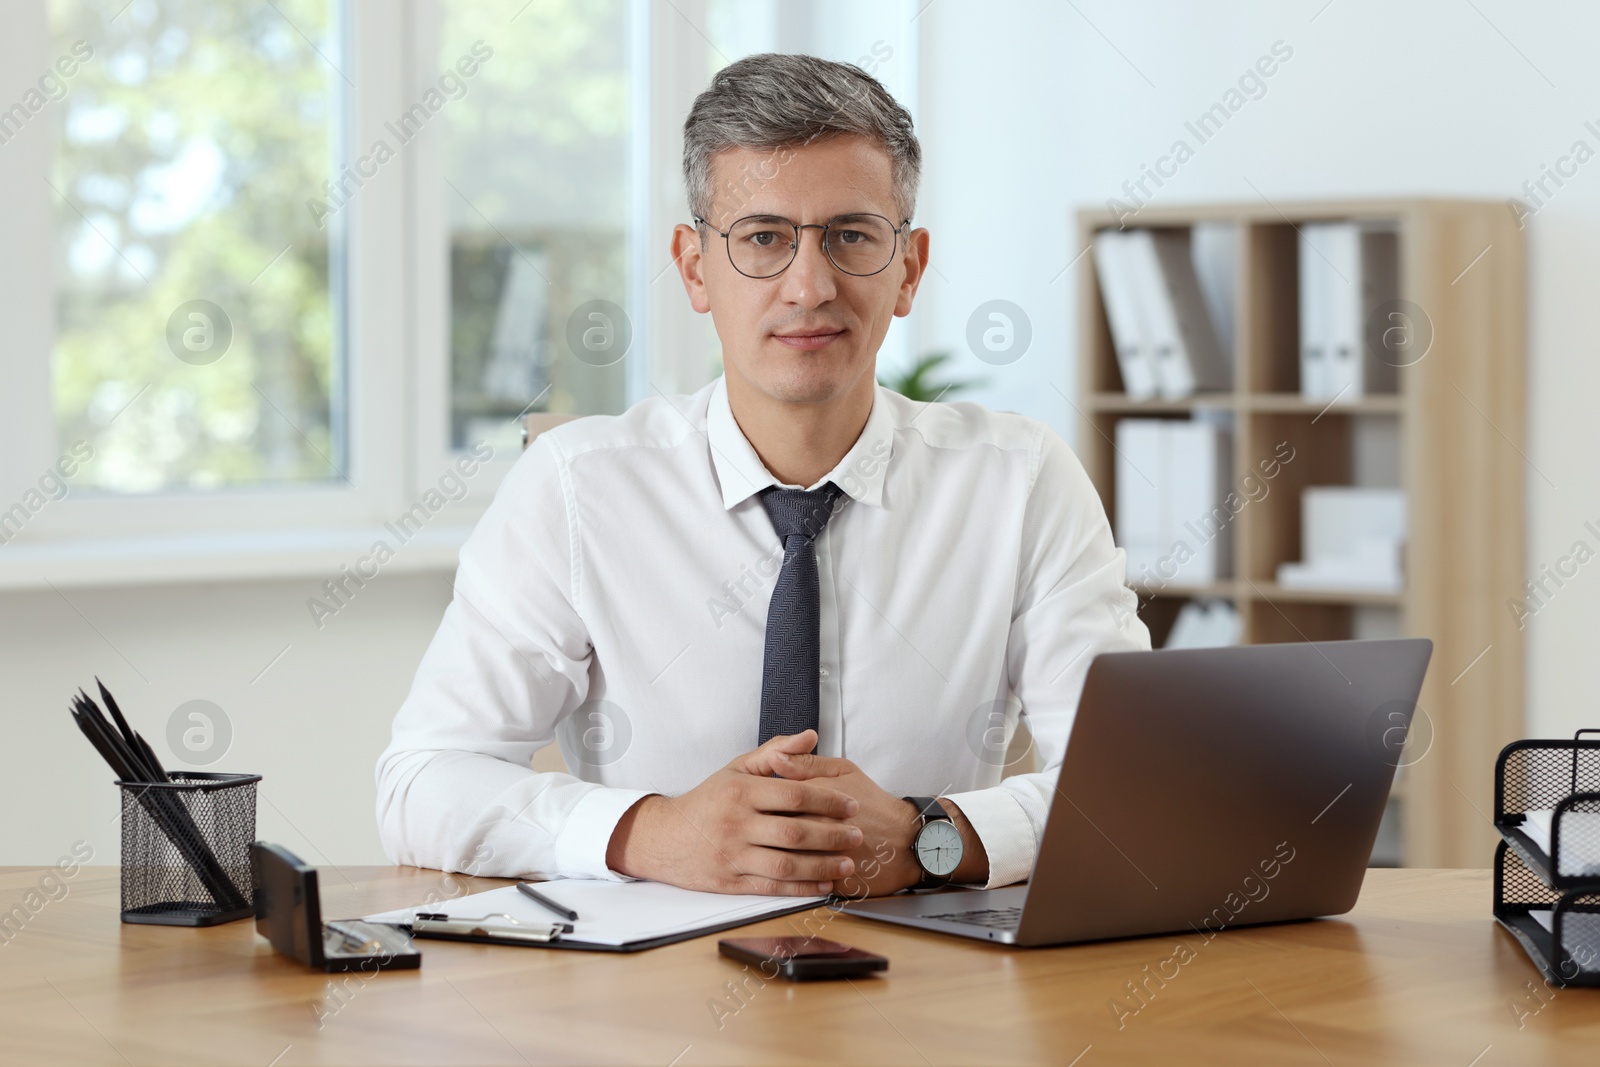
671,223,712,314
894,226,930,318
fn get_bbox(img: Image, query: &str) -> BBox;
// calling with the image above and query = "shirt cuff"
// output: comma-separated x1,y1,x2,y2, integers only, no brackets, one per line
551,786,657,881
941,787,1036,889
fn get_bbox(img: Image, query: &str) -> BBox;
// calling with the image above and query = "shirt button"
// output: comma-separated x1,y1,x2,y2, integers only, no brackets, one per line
819,667,830,678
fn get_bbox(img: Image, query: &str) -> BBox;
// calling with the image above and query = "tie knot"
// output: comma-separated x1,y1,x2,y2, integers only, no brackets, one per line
760,483,844,543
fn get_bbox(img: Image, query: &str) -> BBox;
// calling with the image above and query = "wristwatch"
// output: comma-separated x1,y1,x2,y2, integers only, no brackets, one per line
904,796,963,891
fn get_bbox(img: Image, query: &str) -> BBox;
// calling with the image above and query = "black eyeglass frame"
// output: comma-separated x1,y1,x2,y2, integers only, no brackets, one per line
692,212,912,279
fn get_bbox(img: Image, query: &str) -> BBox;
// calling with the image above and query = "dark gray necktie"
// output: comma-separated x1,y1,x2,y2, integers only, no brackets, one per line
758,483,845,749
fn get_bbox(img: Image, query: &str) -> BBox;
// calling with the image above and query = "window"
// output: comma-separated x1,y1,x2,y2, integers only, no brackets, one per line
48,0,346,492
0,1,918,570
415,0,922,468
431,0,633,456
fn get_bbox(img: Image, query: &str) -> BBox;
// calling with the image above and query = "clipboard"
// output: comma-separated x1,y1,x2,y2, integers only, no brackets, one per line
370,878,833,953
402,898,825,953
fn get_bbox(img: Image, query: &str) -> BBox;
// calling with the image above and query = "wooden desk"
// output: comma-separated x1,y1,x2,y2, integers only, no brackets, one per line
0,866,1594,1065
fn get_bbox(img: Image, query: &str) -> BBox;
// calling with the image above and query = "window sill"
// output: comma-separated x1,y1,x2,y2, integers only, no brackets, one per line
0,525,476,592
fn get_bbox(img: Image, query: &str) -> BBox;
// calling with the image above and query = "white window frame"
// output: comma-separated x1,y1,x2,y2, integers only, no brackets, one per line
0,1,417,572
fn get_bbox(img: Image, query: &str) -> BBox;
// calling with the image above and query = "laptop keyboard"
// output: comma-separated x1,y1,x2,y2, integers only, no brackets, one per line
923,906,1022,929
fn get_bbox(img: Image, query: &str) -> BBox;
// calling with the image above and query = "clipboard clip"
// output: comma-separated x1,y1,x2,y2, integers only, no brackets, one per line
412,911,571,943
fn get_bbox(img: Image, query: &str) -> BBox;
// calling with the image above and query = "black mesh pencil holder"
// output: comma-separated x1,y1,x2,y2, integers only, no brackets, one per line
1493,734,1600,985
118,772,260,926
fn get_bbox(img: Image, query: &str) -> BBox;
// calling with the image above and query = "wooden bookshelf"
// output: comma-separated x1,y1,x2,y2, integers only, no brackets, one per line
1075,199,1526,867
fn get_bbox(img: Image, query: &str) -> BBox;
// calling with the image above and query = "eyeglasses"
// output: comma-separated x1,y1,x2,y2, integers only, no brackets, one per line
694,212,910,279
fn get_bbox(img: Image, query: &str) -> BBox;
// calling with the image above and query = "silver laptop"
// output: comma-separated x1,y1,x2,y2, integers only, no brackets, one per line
842,638,1432,946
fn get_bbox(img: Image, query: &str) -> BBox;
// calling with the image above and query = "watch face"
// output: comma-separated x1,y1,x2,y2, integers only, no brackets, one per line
915,819,963,877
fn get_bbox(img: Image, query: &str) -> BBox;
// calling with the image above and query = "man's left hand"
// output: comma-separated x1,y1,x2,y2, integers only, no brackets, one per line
765,750,989,896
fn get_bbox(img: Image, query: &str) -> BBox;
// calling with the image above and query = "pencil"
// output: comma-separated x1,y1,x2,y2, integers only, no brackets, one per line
516,881,580,922
70,689,249,912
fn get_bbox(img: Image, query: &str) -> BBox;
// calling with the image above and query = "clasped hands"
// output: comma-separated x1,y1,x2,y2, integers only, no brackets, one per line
605,729,978,897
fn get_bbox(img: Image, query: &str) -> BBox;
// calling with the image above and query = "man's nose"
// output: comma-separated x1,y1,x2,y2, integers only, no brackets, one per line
778,226,838,308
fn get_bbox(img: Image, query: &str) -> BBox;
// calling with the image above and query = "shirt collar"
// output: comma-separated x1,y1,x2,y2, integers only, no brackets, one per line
705,375,895,511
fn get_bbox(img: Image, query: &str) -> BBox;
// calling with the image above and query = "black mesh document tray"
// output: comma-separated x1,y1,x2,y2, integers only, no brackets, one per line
1495,738,1600,888
1493,735,1600,986
1494,841,1600,986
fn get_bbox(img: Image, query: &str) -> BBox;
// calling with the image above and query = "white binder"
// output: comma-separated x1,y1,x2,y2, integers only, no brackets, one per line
1114,418,1231,586
1115,419,1166,580
1093,231,1158,400
1298,224,1333,399
1324,224,1363,400
1300,222,1401,401
1125,229,1230,399
1165,419,1232,584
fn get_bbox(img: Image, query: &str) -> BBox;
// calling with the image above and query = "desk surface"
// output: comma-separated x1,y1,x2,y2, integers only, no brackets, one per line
0,865,1593,1065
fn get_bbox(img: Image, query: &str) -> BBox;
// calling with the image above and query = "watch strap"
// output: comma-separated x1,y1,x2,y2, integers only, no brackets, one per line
905,796,947,824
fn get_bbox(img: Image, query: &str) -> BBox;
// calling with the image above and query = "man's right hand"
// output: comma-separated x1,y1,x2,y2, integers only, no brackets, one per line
604,730,863,895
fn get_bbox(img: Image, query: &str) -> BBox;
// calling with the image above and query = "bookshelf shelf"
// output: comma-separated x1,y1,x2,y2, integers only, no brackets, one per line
1076,199,1526,868
1088,392,1235,413
1245,581,1404,607
1244,394,1403,415
1087,393,1404,415
1131,579,1404,606
1130,581,1239,600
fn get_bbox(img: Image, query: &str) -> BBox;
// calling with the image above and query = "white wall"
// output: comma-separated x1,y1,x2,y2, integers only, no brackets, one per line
911,0,1600,739
6,0,1596,867
1,574,452,866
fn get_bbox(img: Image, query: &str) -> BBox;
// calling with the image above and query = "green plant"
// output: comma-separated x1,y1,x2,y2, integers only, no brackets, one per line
878,351,986,403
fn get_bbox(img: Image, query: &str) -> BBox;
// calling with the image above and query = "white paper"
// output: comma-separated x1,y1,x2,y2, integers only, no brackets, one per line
1528,907,1600,974
1519,809,1600,878
1166,600,1241,650
1275,544,1403,593
365,880,825,948
1303,487,1406,564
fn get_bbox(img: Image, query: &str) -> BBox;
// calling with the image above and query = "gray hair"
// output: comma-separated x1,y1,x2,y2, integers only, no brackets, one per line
683,52,921,226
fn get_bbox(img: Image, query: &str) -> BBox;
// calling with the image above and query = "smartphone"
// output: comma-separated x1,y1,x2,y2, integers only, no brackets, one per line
718,936,888,981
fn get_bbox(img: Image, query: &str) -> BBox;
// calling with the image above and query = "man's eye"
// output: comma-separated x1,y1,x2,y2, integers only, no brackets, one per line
835,230,870,245
746,231,783,247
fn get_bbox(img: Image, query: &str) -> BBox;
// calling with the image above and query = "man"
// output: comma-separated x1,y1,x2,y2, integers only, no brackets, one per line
376,53,1148,898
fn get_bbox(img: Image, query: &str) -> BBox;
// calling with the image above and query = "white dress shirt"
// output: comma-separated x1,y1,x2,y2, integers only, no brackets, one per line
376,376,1150,889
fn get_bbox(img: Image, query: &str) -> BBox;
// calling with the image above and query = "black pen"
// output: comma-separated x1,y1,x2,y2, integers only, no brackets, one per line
516,881,580,922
